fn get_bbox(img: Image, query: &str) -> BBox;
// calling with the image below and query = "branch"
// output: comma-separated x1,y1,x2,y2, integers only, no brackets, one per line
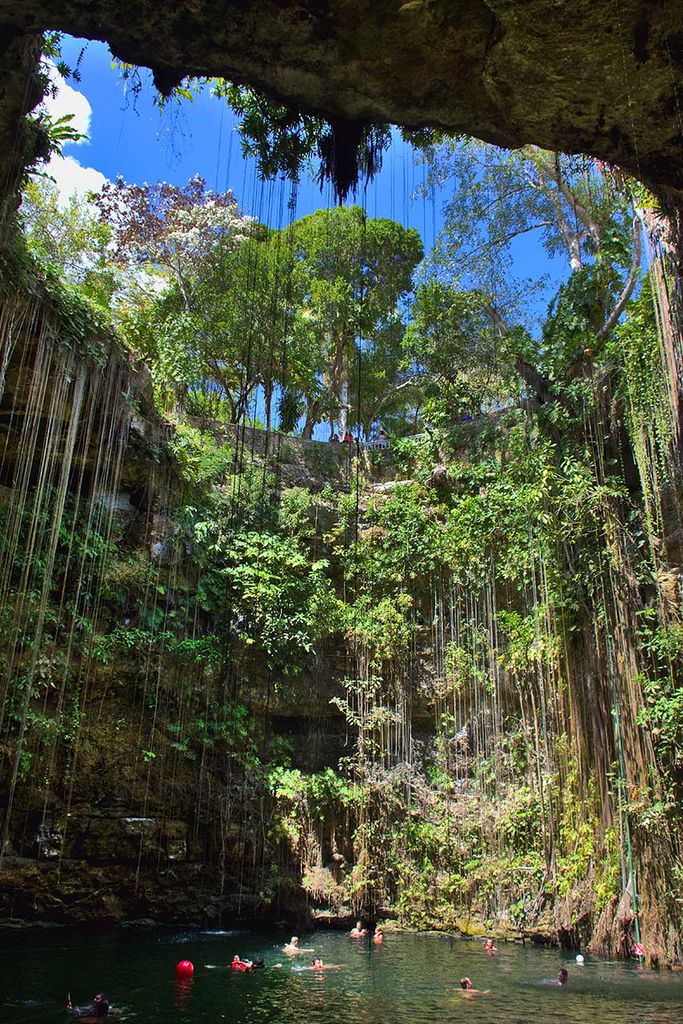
551,152,602,250
482,301,508,335
514,356,554,405
536,162,583,270
372,373,425,416
446,223,554,267
596,216,642,340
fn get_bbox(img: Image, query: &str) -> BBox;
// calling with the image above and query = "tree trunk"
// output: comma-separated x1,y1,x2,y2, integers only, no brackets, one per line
302,396,320,439
336,334,351,435
264,381,273,434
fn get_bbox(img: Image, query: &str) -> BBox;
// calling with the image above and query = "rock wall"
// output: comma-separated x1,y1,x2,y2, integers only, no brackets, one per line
5,2,683,197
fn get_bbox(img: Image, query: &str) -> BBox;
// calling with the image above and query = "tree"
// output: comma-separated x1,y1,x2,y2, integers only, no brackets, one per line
95,174,255,310
20,177,118,308
404,281,532,431
186,228,302,427
290,206,423,438
137,221,317,428
421,140,643,400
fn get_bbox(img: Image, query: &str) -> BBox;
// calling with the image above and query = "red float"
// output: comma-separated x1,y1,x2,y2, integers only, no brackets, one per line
175,960,194,977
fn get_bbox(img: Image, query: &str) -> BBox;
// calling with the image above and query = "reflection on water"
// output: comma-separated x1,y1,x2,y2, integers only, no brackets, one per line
1,927,682,1024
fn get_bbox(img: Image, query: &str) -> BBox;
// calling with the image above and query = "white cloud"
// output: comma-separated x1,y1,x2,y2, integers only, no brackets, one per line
45,154,108,202
40,62,109,205
42,62,93,142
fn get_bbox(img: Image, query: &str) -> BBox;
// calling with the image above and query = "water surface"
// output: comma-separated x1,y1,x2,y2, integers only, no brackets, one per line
1,926,682,1024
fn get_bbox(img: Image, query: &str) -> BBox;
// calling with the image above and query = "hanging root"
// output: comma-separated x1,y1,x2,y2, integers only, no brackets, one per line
317,118,388,202
590,890,635,960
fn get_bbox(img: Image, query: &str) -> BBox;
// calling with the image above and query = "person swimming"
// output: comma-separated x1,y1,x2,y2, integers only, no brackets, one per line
484,938,498,954
300,958,345,971
557,968,568,986
349,921,367,938
283,936,314,955
66,993,110,1019
373,926,384,944
458,978,490,998
230,954,254,972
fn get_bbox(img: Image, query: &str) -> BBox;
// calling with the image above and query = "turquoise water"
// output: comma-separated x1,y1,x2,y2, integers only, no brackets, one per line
1,927,682,1024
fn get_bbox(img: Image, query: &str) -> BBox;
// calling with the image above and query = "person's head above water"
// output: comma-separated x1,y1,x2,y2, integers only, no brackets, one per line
232,955,240,962
93,994,109,1018
290,936,299,945
460,978,473,990
312,958,323,967
557,968,568,985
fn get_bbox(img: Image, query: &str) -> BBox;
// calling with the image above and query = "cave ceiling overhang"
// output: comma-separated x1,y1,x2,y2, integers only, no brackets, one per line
1,1,683,202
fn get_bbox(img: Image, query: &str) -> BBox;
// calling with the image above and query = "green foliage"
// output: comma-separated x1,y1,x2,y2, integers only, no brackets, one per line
554,763,598,898
270,765,359,816
8,112,682,945
168,423,234,486
211,82,393,199
638,674,683,770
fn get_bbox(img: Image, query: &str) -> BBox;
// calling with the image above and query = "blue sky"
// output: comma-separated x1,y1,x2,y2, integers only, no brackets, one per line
52,35,564,308
55,37,440,245
43,36,568,435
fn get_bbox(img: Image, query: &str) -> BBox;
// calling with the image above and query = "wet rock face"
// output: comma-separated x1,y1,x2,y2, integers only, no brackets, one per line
2,1,683,202
0,857,261,926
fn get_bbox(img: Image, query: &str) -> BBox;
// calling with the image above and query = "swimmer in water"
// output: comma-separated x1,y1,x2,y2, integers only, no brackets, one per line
458,978,490,999
557,968,568,986
484,938,498,954
349,920,367,938
66,993,110,1019
283,936,314,955
231,954,254,971
301,958,345,971
373,926,384,944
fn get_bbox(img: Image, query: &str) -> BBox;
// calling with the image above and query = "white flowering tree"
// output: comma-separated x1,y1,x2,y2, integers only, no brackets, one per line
96,175,258,415
95,174,255,309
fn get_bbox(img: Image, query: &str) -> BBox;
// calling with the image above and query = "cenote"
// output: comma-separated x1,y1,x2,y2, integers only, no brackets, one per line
2,929,683,1024
0,0,683,1002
